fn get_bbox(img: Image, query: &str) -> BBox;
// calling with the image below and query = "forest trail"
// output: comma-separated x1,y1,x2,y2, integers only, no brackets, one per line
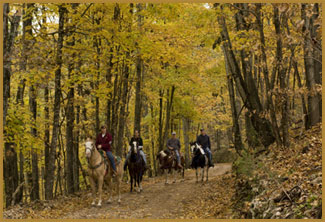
62,163,232,219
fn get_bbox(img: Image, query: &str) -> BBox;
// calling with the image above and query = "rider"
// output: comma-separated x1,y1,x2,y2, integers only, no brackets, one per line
124,130,147,171
196,128,214,167
167,131,183,169
95,125,117,176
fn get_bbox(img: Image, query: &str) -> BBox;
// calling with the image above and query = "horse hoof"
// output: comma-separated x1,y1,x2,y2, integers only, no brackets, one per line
91,202,96,206
97,203,102,207
118,199,121,204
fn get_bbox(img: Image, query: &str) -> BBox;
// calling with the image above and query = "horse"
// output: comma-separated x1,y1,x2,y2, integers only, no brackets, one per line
156,149,185,184
190,142,209,182
84,138,123,207
125,141,145,192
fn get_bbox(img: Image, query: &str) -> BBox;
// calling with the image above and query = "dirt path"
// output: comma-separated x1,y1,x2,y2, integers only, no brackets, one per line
62,163,232,219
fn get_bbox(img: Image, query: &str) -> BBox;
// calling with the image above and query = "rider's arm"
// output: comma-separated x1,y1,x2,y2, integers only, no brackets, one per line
139,138,143,146
208,136,211,149
101,133,112,151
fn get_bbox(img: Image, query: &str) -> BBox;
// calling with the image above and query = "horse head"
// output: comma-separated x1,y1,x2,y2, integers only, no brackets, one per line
85,139,95,159
190,142,203,155
131,141,138,154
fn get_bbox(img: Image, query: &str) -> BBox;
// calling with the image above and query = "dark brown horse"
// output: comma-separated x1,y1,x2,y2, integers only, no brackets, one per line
125,141,145,192
156,149,185,184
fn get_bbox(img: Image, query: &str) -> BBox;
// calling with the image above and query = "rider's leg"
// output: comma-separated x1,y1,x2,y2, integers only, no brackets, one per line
205,148,214,166
106,151,117,172
175,150,182,168
124,151,131,171
139,150,147,165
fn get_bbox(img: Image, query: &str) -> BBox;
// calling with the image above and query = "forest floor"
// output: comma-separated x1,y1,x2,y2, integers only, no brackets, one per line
4,163,234,219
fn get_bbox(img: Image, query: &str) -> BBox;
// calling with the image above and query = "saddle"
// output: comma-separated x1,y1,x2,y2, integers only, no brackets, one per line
98,150,121,175
165,149,183,164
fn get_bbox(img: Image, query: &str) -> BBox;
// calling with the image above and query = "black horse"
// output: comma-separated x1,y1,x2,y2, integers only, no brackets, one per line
190,141,209,182
126,141,145,192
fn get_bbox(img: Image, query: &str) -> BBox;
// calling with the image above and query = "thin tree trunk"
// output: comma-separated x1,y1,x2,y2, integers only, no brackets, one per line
273,5,289,147
158,90,164,151
302,4,321,128
182,117,190,168
163,86,175,148
116,56,130,157
134,3,144,134
4,143,19,207
222,45,243,154
45,4,65,200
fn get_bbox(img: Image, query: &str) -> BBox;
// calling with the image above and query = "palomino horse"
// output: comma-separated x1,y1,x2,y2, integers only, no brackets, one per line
157,149,185,184
84,138,123,207
125,141,145,192
190,142,209,182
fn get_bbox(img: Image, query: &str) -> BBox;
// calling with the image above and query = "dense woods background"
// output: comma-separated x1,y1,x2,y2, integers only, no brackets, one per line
3,3,321,217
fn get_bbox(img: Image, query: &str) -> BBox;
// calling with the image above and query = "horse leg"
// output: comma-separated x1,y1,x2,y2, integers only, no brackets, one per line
201,167,204,182
137,174,141,193
89,176,97,206
181,166,185,182
97,176,104,207
130,175,133,192
117,176,121,203
196,168,199,183
206,166,209,182
106,177,112,204
165,170,168,185
139,172,143,191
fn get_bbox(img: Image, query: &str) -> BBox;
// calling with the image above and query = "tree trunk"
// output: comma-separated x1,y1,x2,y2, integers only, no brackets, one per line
45,4,65,200
66,45,75,195
222,45,243,154
158,90,164,151
4,143,19,207
182,117,191,168
134,3,144,134
273,5,289,147
3,3,20,127
163,86,175,148
302,3,321,128
116,56,130,157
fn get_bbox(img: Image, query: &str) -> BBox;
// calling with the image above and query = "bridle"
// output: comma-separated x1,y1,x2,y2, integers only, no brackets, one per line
85,141,105,170
191,143,202,156
131,141,138,154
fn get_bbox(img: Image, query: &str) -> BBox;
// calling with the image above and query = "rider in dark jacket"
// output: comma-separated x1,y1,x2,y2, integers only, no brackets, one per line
167,131,183,169
124,130,147,171
196,129,214,167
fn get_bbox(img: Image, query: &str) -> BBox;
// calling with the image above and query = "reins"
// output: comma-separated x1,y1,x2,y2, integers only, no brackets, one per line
86,144,107,171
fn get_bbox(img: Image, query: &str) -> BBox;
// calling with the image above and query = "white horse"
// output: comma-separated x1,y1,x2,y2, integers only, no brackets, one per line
85,138,123,207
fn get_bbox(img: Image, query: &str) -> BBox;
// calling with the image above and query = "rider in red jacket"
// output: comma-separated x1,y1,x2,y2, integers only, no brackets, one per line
95,125,116,174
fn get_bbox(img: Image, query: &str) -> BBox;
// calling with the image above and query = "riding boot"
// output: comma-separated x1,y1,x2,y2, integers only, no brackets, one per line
208,159,214,168
178,163,183,169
